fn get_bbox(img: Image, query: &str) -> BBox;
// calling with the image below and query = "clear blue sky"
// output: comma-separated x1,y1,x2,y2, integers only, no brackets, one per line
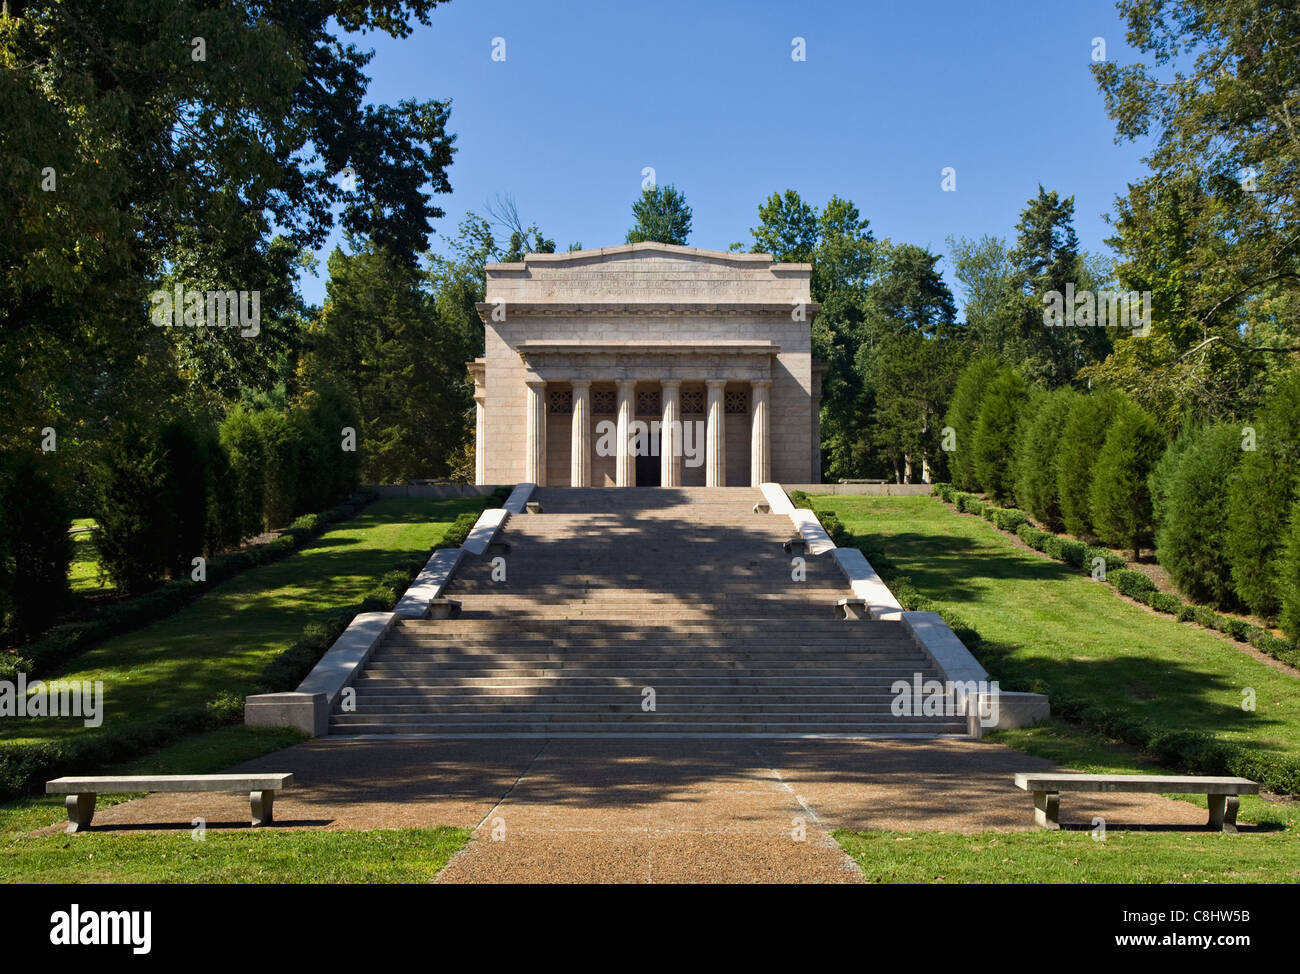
300,0,1153,306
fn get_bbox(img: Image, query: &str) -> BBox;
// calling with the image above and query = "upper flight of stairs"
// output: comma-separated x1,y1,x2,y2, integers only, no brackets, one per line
331,487,966,737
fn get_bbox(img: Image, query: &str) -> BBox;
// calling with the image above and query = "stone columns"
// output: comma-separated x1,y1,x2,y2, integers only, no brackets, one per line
570,380,591,487
474,394,486,485
750,379,770,486
524,379,546,486
660,380,682,488
615,379,636,487
705,380,727,487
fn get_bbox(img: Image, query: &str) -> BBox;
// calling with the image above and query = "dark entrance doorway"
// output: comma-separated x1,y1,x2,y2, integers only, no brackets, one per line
635,450,661,486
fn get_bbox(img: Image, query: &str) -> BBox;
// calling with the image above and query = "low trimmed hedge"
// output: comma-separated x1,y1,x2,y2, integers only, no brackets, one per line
1110,568,1157,599
1149,592,1183,615
1085,546,1127,574
991,508,1028,533
1193,605,1222,630
819,511,846,544
1016,522,1049,550
1044,536,1088,568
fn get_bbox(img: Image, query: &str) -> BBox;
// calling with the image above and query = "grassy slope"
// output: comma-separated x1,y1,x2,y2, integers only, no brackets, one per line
2,497,487,883
3,497,484,745
817,493,1300,882
815,494,1300,758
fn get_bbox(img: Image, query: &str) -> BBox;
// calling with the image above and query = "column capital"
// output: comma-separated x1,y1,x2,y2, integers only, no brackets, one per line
616,378,637,391
570,378,592,390
705,378,728,389
661,378,682,390
525,377,547,390
751,379,772,389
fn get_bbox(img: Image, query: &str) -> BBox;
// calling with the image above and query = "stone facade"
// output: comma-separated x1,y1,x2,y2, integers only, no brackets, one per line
471,242,823,486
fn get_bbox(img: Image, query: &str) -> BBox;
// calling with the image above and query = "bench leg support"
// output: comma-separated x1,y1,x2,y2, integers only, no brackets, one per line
250,790,275,827
65,793,96,834
1207,794,1239,833
1032,790,1060,830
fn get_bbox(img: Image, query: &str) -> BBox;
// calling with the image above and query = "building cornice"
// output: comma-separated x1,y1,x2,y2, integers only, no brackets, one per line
475,302,820,324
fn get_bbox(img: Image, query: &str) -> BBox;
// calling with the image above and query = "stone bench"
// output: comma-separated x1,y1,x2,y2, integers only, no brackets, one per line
46,773,294,833
783,537,807,555
1013,773,1259,832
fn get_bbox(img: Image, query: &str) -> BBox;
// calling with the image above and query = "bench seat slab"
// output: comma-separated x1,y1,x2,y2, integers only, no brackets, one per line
1014,773,1258,795
47,773,292,793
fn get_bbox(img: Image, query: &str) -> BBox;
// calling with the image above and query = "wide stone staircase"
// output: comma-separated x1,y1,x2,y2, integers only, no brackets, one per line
330,487,967,737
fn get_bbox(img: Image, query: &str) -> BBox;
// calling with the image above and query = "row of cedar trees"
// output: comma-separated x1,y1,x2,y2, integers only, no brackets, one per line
945,357,1300,641
0,388,360,641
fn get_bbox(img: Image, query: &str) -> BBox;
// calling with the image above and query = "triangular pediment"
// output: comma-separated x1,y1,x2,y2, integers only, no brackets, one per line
485,241,811,306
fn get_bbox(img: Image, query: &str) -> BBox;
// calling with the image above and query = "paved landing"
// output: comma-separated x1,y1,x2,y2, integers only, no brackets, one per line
59,737,1216,883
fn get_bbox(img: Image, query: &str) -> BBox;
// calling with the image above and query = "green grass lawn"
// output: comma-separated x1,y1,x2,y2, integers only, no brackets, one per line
834,825,1300,883
67,518,109,593
0,826,471,883
814,494,1300,762
3,497,485,746
818,492,1300,881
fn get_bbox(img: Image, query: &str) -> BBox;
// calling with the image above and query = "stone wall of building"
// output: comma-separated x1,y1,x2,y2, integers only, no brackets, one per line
478,243,818,486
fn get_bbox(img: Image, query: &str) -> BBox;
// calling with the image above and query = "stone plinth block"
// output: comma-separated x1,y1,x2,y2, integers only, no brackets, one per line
245,692,329,737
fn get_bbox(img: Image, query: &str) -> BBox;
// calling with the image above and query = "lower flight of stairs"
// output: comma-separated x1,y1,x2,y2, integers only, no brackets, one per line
330,488,967,737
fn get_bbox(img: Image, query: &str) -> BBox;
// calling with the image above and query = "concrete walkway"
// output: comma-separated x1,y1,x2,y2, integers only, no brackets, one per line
64,737,1212,883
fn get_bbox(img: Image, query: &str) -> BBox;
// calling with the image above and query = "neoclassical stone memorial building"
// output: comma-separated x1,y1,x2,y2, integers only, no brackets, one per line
469,242,825,486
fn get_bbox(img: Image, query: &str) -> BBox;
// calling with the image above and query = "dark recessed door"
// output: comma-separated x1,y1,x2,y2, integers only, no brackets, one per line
635,450,661,486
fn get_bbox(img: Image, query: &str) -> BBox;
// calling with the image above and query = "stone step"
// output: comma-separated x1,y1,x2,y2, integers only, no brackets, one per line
352,686,919,696
327,486,965,738
360,670,927,682
350,687,925,699
331,710,953,724
386,636,904,645
393,620,902,632
326,721,965,735
360,673,927,685
373,650,924,661
351,671,930,686
343,703,925,715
